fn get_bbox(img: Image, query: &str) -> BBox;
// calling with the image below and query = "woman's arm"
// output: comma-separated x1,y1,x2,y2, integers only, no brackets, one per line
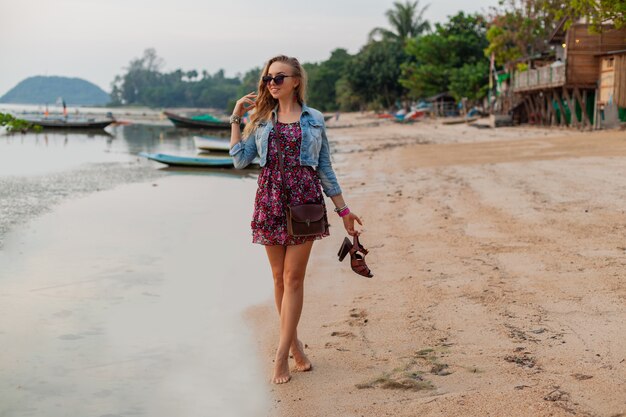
229,92,258,169
229,135,258,169
329,194,363,236
317,125,343,197
229,116,243,148
317,124,363,236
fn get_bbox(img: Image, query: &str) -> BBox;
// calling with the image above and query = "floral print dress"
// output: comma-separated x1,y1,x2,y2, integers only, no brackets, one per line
251,121,330,246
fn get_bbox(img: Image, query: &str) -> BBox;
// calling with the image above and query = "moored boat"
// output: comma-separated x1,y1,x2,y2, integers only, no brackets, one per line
139,152,234,167
164,111,232,129
139,152,260,168
193,135,230,152
18,116,114,130
440,115,481,125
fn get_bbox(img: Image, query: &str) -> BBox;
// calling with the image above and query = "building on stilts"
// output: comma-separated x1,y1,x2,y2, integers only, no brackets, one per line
504,19,626,130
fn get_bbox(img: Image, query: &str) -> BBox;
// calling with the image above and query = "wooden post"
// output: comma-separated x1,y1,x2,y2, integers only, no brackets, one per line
553,90,567,127
529,94,538,125
573,87,591,129
526,95,537,125
537,91,550,126
538,93,547,126
581,89,588,129
534,94,541,125
583,89,593,130
533,94,543,125
522,95,532,124
546,91,556,127
562,87,577,129
593,87,600,130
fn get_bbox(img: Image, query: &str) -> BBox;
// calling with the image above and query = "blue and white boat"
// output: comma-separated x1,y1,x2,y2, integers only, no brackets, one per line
139,152,259,168
193,135,230,152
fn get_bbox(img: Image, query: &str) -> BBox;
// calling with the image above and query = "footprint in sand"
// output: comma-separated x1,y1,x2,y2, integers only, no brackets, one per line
348,308,369,326
331,331,356,338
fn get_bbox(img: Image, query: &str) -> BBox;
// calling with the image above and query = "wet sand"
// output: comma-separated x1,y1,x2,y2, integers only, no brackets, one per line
251,115,626,416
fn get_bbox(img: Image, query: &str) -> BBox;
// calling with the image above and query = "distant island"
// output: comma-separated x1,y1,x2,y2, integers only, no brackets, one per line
0,76,110,106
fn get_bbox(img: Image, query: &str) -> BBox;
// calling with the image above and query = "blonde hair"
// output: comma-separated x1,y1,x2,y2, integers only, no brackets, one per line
242,55,307,138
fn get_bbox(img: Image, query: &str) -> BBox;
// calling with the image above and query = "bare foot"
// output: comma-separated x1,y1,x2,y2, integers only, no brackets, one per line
272,355,291,384
290,339,312,372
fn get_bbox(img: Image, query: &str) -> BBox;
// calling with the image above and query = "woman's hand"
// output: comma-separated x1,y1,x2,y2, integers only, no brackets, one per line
233,91,257,117
342,212,363,236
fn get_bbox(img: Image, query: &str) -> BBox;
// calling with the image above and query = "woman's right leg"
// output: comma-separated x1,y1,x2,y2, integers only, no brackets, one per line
265,245,290,383
265,244,313,383
265,244,287,314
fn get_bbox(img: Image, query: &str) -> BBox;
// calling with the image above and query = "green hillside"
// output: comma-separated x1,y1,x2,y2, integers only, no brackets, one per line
0,76,110,105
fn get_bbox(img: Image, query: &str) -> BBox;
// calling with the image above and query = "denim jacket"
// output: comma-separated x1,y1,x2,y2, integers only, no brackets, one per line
229,104,342,197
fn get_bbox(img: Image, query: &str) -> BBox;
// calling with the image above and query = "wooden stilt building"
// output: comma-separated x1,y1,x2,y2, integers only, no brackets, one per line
508,20,626,130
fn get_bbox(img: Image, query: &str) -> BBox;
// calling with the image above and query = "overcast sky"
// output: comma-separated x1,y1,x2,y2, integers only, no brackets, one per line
0,0,500,97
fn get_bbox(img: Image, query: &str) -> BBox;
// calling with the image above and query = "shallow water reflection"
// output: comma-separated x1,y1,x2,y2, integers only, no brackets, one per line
0,124,255,246
0,125,270,416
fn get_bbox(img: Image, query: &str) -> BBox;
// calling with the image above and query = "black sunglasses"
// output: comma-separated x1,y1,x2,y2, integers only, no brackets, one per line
262,74,293,86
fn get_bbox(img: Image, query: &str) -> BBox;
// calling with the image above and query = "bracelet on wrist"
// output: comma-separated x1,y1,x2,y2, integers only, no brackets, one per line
338,207,350,217
230,114,241,125
334,204,348,213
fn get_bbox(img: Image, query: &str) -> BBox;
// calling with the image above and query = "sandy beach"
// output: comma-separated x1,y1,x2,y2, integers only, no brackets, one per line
1,112,625,416
250,114,626,416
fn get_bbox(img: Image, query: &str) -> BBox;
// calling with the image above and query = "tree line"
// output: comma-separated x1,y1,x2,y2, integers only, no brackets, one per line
109,0,625,112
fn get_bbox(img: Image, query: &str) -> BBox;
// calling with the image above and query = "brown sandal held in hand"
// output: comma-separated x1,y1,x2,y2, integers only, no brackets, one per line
338,235,373,278
338,237,352,261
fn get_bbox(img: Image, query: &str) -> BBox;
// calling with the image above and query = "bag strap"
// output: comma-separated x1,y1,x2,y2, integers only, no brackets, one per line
275,128,290,206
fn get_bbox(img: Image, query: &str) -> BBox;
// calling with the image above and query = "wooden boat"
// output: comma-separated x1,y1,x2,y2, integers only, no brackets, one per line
164,111,231,129
139,152,260,168
139,152,234,167
18,116,114,129
392,110,426,124
193,135,230,152
440,116,480,125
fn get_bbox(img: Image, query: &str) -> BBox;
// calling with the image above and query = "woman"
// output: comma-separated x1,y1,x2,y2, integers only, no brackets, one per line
229,55,362,384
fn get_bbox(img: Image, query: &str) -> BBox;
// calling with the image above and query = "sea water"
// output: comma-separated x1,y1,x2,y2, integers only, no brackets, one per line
0,124,271,416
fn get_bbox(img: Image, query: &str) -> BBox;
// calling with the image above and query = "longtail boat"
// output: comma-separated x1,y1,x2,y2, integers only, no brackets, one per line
193,136,230,152
18,116,114,130
164,111,232,129
139,152,260,168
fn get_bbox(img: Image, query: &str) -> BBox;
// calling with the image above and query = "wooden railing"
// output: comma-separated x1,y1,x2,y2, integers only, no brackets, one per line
513,65,566,91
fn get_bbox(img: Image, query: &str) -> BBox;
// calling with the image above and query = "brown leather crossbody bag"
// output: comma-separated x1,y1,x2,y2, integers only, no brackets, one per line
276,134,328,237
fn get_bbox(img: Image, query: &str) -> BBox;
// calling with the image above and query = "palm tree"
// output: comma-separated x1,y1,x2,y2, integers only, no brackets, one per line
185,70,198,81
369,0,431,43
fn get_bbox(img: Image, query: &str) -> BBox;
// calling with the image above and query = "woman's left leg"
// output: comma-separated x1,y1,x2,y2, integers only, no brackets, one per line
272,240,314,384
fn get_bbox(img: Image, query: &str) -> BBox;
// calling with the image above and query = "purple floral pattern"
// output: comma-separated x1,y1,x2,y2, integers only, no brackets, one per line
252,121,330,246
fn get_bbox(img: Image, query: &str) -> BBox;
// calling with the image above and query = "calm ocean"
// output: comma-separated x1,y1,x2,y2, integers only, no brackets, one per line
0,120,272,416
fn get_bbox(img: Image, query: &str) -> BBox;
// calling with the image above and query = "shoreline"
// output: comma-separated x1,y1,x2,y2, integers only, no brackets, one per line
0,104,234,127
249,116,626,416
